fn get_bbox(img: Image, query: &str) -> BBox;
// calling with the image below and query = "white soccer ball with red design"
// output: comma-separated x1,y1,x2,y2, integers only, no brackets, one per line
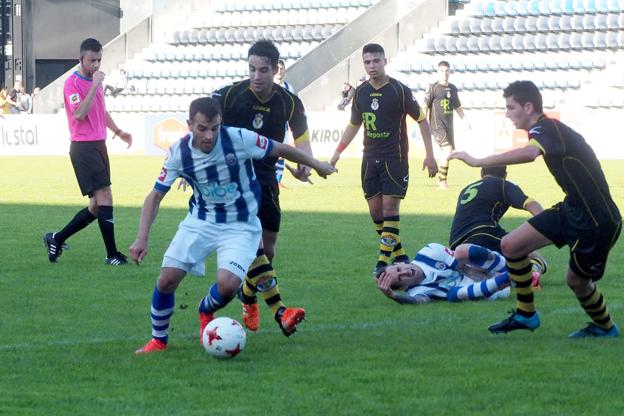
201,317,246,359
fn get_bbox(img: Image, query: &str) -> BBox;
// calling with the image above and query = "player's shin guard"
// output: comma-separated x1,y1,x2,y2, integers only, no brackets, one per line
448,273,511,301
467,245,507,274
150,286,175,344
577,287,615,330
199,283,235,315
258,277,284,317
507,256,535,316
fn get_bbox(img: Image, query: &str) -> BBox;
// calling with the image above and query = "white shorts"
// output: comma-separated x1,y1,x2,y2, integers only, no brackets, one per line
162,214,262,279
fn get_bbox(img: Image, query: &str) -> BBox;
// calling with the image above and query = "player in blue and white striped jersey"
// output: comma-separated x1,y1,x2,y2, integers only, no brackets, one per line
131,97,336,354
376,243,511,305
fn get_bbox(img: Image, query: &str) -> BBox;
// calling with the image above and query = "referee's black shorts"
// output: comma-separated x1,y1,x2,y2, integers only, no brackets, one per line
69,140,111,197
257,183,281,233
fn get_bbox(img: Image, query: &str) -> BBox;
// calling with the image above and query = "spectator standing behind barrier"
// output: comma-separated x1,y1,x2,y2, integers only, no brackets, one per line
29,87,40,114
337,81,355,111
424,60,470,189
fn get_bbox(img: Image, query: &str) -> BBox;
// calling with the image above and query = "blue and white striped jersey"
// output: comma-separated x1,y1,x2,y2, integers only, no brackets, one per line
154,126,273,224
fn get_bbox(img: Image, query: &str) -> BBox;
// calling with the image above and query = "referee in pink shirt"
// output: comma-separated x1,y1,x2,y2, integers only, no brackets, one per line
43,38,132,266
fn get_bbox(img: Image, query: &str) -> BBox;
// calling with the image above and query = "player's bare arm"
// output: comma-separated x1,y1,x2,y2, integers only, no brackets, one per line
106,111,132,148
73,70,104,120
448,145,541,167
129,190,166,264
271,141,336,179
525,200,544,216
330,123,361,166
289,137,314,183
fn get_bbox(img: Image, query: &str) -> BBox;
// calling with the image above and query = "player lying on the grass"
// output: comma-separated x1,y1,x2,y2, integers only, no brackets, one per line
130,97,336,354
375,243,512,304
449,80,621,338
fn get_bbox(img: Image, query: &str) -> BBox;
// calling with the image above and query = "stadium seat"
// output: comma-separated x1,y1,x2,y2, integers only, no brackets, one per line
570,32,583,48
485,1,496,16
559,14,573,30
470,18,483,33
512,33,526,49
456,36,469,52
501,34,513,50
528,0,541,15
570,14,585,30
581,31,596,47
449,19,461,35
503,16,516,32
595,0,609,13
561,0,575,14
435,37,448,52
481,18,494,33
489,34,502,51
505,0,518,16
445,36,458,52
532,33,545,49
538,0,551,15
606,30,619,47
583,14,596,30
467,36,481,51
491,17,504,32
606,13,620,29
460,18,472,34
594,31,607,48
558,32,572,48
585,0,597,13
494,1,507,16
516,0,529,15
525,16,538,32
546,32,560,48
594,14,608,30
548,15,561,31
478,36,491,51
573,0,586,13
537,15,550,31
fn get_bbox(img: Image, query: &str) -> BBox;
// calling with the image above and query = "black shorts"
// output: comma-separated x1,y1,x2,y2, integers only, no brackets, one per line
257,183,281,233
361,158,409,200
432,129,454,149
528,203,622,280
450,226,506,252
69,140,111,197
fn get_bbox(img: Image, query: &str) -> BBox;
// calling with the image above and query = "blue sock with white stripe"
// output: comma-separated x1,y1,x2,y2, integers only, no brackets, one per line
198,283,235,315
467,245,506,274
447,272,511,302
150,286,175,344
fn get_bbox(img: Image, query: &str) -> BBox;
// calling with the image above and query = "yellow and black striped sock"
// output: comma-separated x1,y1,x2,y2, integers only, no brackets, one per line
530,256,548,274
438,164,449,182
246,252,284,317
261,277,284,318
507,256,535,316
241,252,267,305
385,215,409,262
373,220,383,237
378,216,400,266
578,287,614,330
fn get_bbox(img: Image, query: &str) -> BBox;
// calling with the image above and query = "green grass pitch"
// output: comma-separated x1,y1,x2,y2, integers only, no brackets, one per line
1,155,623,415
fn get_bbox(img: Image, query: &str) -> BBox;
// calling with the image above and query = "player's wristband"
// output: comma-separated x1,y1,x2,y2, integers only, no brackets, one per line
336,142,347,153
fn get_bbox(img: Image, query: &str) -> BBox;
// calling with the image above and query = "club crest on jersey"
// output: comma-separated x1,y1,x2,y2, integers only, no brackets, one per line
446,90,451,98
255,135,268,150
158,167,168,181
253,113,264,129
371,98,379,111
69,93,81,104
435,261,447,270
225,153,238,166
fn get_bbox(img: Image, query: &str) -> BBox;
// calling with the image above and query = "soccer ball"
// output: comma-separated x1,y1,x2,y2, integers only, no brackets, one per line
201,317,246,359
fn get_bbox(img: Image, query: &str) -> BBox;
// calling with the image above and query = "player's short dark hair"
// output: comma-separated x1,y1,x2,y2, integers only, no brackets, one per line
248,40,280,68
481,166,507,178
189,97,222,121
503,81,543,114
438,60,450,69
80,38,102,55
277,59,285,66
362,43,385,56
